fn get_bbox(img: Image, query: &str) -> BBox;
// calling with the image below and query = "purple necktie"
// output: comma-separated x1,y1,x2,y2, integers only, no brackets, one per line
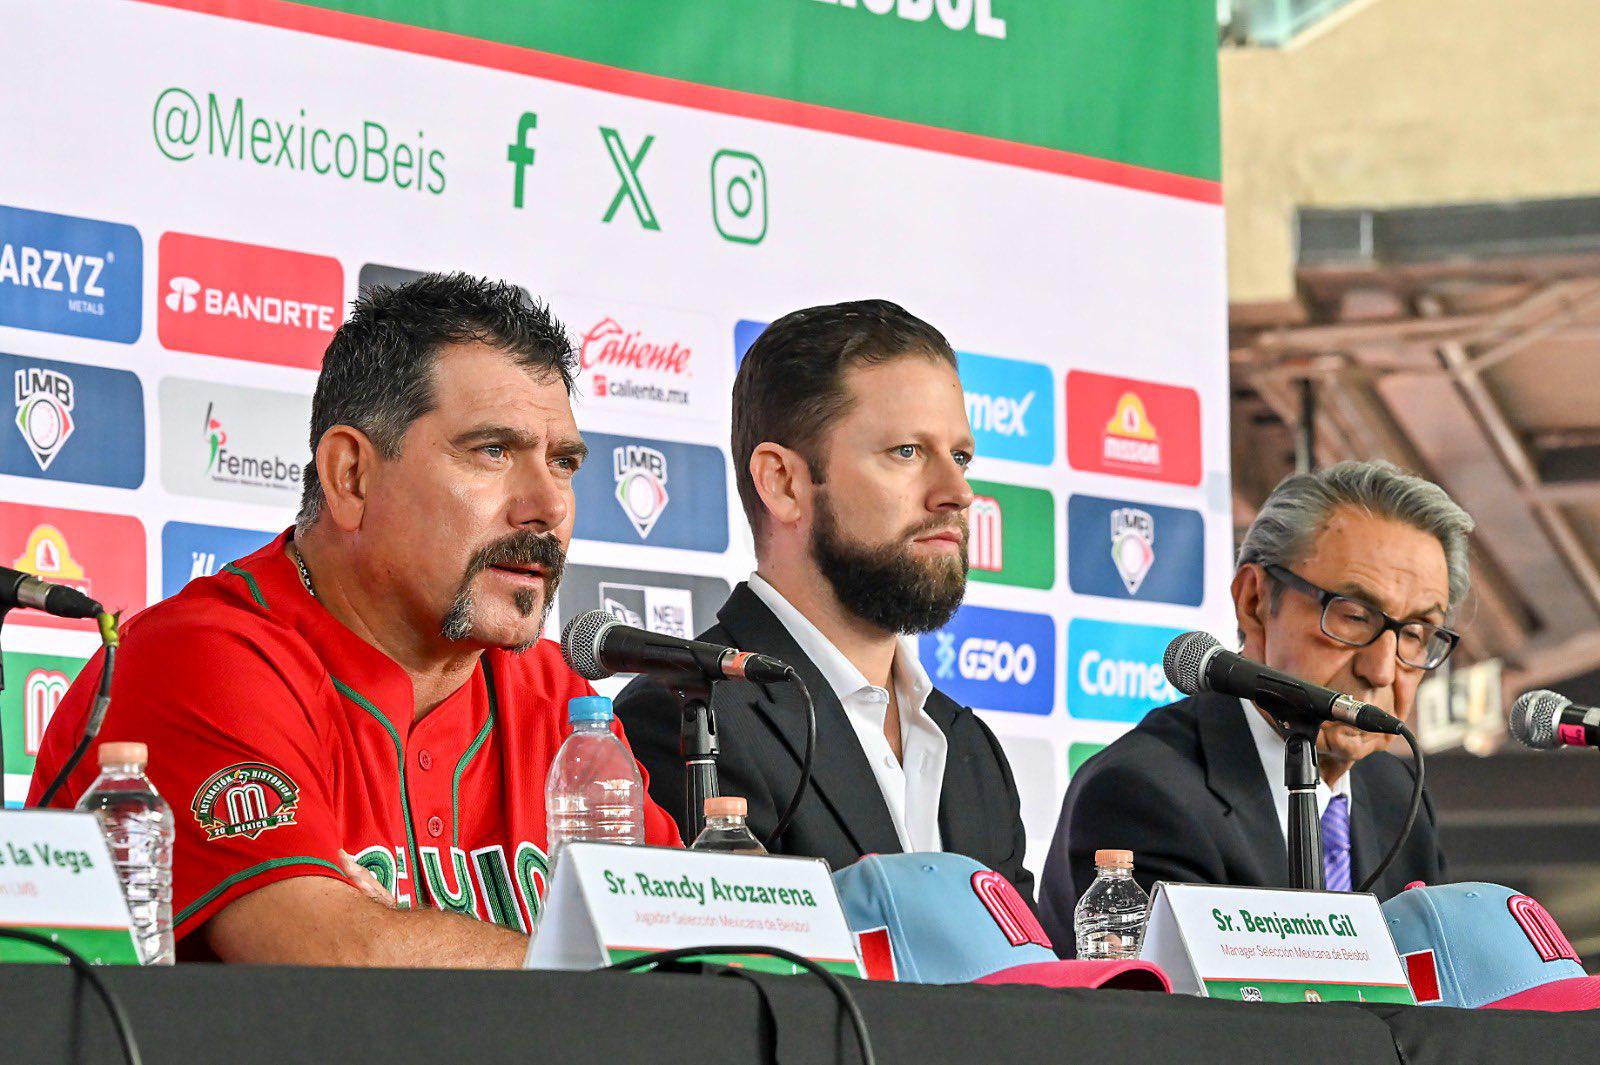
1321,793,1352,892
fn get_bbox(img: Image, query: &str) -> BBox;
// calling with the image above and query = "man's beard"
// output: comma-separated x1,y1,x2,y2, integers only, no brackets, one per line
441,530,567,651
810,491,968,635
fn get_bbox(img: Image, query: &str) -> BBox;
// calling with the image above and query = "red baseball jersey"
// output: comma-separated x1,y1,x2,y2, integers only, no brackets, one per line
29,532,681,958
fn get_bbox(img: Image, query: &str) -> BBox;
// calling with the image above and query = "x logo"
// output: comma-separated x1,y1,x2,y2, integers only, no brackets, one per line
600,127,660,231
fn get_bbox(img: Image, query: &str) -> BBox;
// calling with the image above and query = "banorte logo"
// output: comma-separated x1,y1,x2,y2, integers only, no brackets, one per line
157,232,342,370
1066,371,1202,486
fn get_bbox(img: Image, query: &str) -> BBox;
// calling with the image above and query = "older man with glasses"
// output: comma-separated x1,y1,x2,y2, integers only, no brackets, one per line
1039,460,1471,953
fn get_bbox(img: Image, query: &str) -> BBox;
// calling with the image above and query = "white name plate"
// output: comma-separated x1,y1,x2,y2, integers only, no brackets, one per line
0,810,139,965
525,842,862,977
1141,882,1414,1004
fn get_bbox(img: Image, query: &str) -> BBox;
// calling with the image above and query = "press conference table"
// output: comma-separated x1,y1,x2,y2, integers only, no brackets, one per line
5,963,1596,1064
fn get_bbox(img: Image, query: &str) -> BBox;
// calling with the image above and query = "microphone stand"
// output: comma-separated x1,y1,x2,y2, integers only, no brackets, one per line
666,673,720,841
1283,724,1323,891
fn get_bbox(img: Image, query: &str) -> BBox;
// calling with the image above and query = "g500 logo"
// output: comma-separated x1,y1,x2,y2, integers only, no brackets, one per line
920,605,1055,715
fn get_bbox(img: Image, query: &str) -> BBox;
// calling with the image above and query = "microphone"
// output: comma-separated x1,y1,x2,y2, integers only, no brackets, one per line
0,567,102,619
1510,690,1600,750
561,609,791,684
1163,631,1405,736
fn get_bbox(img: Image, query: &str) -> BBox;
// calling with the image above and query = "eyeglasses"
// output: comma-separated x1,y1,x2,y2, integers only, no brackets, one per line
1264,564,1460,671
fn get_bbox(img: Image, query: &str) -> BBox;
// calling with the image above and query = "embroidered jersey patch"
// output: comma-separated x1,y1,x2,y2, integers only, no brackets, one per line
191,762,300,841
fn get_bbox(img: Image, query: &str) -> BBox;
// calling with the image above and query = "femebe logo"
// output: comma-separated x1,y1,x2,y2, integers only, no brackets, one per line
556,564,731,640
0,502,146,632
956,352,1053,466
1067,494,1205,606
160,378,310,507
157,232,342,370
160,521,276,599
966,479,1054,589
919,604,1055,715
0,204,142,343
561,295,718,419
1065,618,1186,722
0,651,86,776
573,432,728,552
1066,371,1202,486
1,353,144,489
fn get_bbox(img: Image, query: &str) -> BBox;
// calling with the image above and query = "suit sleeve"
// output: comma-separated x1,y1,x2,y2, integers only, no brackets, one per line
34,621,347,944
970,711,1035,906
1040,756,1222,955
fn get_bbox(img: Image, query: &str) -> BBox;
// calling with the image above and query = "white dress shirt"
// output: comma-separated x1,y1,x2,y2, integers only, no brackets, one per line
1240,697,1353,842
748,573,948,852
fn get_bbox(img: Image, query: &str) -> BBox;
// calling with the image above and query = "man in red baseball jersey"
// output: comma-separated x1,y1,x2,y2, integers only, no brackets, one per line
30,274,680,965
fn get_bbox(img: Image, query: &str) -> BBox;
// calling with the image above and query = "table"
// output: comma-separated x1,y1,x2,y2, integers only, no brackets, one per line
3,964,1595,1064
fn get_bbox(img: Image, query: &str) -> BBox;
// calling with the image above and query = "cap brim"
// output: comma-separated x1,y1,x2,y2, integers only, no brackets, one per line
974,959,1172,993
1485,976,1600,1012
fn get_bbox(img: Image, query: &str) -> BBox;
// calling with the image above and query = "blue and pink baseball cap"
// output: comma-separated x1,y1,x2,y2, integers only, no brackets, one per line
1382,881,1600,1011
831,852,1170,991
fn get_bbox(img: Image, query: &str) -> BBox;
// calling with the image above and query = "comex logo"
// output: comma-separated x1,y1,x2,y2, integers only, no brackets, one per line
1077,649,1177,703
966,388,1034,439
166,276,200,313
612,445,670,539
1110,507,1155,595
13,368,75,471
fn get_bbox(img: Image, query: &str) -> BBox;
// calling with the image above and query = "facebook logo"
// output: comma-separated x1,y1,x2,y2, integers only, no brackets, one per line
160,522,276,599
919,604,1056,716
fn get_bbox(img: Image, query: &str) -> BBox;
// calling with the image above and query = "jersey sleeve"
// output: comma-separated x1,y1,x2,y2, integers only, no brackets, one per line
31,613,347,946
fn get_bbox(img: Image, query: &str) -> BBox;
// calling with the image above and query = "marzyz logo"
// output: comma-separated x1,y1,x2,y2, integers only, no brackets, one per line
957,352,1053,466
0,651,85,776
0,352,144,488
0,503,146,632
1067,494,1204,606
573,433,728,552
966,479,1054,590
157,232,342,370
0,204,142,343
919,604,1055,715
1066,618,1187,722
160,521,276,599
1066,371,1202,485
556,565,731,640
160,378,310,506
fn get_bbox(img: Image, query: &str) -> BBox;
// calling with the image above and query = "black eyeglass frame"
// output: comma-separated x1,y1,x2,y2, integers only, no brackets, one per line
1263,564,1460,671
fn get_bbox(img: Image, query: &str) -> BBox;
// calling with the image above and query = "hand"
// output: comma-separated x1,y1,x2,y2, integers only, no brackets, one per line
339,850,398,909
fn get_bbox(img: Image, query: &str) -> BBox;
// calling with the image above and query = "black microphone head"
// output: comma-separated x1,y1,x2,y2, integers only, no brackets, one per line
1510,689,1568,751
561,609,618,681
1164,631,1222,697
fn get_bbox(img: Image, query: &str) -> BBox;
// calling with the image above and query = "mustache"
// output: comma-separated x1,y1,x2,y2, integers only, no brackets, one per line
903,514,967,543
464,530,566,581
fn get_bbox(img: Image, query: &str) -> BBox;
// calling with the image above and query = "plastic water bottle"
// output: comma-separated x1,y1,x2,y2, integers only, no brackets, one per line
76,742,174,965
691,796,767,854
1074,849,1150,960
545,696,646,854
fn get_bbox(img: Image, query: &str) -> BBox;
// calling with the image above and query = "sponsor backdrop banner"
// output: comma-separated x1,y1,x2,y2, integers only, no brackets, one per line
0,0,1231,876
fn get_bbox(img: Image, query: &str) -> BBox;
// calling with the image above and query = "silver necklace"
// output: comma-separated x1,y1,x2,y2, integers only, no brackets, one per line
290,543,316,599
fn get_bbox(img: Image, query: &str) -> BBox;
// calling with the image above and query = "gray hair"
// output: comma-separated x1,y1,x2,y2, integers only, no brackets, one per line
1237,460,1475,612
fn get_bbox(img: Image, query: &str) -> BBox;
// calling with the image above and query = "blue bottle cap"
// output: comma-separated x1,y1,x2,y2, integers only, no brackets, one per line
568,695,614,723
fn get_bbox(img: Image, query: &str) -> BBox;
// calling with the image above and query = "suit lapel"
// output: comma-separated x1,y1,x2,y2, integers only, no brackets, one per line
1347,765,1384,895
922,693,971,855
715,585,903,858
1196,693,1291,888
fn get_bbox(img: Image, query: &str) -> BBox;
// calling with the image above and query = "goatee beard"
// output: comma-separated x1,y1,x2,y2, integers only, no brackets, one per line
810,492,968,635
441,530,567,651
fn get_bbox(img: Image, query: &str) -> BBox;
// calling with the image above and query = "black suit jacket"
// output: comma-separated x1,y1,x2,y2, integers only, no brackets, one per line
1038,692,1442,954
614,583,1034,903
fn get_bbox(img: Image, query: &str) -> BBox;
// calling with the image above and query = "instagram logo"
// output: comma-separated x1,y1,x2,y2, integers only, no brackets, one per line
710,150,767,245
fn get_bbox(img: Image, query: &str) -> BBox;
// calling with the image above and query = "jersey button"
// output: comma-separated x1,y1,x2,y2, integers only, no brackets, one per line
427,816,444,838
418,749,433,771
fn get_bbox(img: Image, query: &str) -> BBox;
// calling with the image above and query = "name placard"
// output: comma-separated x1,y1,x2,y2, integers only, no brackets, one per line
0,810,139,965
1141,882,1414,1004
525,842,862,977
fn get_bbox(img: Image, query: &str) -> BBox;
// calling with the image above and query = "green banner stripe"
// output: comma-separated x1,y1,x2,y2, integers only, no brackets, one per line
606,946,861,977
1204,978,1415,1005
966,479,1055,590
0,926,141,966
285,0,1220,182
